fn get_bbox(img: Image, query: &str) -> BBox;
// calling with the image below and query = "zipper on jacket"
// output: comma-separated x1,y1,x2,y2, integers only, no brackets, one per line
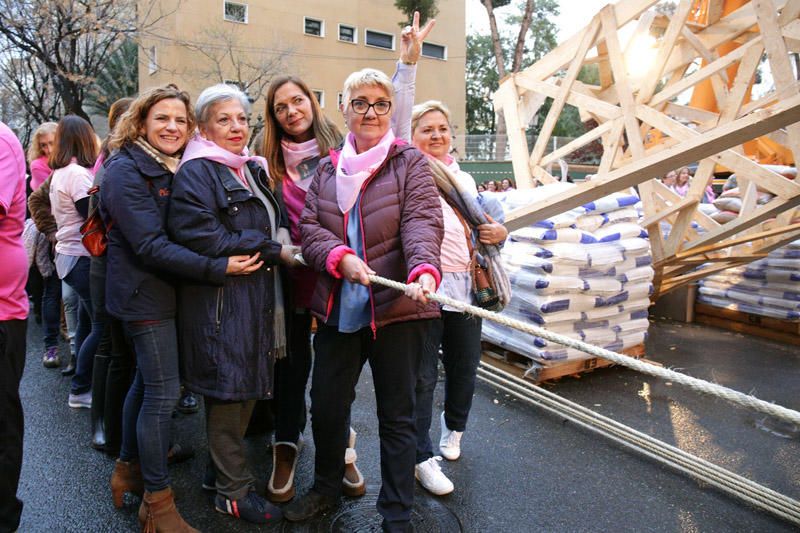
215,287,224,333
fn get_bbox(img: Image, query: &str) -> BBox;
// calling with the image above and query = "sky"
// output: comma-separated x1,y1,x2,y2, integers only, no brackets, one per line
465,0,613,42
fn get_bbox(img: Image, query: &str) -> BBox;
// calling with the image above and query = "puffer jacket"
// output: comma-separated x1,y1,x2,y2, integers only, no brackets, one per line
168,158,286,401
300,141,443,330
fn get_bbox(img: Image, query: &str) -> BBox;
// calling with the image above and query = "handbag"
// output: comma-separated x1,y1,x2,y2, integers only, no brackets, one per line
447,197,502,311
79,185,112,257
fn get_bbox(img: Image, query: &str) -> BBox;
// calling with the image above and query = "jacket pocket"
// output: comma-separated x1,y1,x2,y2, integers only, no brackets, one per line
215,286,224,334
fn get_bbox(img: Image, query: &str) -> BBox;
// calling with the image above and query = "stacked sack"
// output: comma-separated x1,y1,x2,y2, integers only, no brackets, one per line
697,239,800,321
710,187,775,224
482,184,654,364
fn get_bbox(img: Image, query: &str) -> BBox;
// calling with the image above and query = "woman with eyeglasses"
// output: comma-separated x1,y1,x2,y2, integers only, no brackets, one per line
284,65,443,533
260,12,434,505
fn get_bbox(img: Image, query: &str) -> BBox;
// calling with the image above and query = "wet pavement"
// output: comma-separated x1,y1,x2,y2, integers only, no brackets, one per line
15,316,800,532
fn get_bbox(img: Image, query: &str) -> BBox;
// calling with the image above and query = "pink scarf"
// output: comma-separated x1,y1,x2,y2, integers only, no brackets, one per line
336,130,395,214
178,133,268,174
281,138,319,192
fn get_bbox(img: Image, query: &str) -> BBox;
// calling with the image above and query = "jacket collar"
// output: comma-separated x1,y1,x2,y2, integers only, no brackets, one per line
121,143,174,179
328,138,410,168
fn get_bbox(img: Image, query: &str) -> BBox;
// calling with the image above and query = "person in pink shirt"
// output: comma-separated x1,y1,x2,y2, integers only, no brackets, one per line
0,120,29,533
27,122,57,191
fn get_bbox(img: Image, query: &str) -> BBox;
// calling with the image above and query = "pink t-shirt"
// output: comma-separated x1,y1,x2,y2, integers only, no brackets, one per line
439,197,471,273
0,122,29,320
29,155,52,190
50,161,91,257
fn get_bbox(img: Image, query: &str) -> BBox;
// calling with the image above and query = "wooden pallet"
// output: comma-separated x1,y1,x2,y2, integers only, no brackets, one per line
481,342,646,384
694,303,800,346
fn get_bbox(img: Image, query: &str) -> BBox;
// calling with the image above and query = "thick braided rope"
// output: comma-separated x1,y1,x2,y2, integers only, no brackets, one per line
369,274,800,426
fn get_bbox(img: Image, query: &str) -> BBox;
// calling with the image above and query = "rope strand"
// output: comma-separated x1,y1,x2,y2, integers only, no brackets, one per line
368,274,800,427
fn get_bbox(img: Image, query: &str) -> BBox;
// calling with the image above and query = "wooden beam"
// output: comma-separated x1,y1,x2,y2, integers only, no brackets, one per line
675,221,800,259
530,17,601,167
503,92,800,231
540,120,614,167
638,0,693,105
494,80,534,189
514,78,623,120
640,196,698,227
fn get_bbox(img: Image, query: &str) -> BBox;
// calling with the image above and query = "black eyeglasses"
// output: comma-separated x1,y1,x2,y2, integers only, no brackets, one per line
349,99,392,115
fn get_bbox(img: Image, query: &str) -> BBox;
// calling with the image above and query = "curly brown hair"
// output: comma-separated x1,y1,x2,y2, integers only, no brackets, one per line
107,84,195,153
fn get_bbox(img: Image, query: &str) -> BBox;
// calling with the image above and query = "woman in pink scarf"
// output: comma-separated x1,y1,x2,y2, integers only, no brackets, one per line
260,11,435,506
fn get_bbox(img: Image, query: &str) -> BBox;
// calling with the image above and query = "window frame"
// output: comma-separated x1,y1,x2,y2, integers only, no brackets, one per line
304,16,325,38
223,1,248,24
421,41,447,61
148,46,158,75
364,28,395,51
337,23,357,44
312,89,325,108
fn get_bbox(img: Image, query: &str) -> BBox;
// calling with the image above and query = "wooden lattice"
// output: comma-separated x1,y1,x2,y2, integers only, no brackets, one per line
494,0,800,297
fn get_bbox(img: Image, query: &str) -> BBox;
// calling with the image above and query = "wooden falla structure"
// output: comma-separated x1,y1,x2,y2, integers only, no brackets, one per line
494,0,800,298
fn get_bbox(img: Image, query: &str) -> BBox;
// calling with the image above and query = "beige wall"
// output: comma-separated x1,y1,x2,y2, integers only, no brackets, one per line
139,0,465,148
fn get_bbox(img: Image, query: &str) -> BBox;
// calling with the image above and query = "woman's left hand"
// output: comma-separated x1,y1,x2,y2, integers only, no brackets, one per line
477,214,508,245
404,272,435,304
400,11,436,64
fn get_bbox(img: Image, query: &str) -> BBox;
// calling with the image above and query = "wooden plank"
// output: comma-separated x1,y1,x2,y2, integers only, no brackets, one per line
640,196,698,227
530,17,601,167
719,42,765,124
505,92,800,231
650,36,762,107
694,313,800,346
514,78,623,120
754,0,800,164
540,120,613,167
696,304,800,336
676,221,800,258
664,102,720,124
494,80,534,188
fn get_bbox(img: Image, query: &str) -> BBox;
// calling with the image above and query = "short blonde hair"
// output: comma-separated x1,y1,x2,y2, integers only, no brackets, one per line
342,68,393,109
411,100,451,134
27,122,58,163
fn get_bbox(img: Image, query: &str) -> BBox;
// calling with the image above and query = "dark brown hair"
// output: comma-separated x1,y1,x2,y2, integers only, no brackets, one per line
100,97,135,159
263,76,342,183
49,115,98,170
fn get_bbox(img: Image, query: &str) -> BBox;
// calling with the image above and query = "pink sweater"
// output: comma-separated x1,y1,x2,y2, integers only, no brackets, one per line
0,122,29,320
30,155,51,190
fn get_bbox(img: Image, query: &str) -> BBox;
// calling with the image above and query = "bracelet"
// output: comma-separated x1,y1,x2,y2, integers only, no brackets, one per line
401,60,417,65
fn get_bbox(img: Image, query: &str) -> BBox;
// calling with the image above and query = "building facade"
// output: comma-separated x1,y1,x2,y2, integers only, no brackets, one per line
139,0,466,147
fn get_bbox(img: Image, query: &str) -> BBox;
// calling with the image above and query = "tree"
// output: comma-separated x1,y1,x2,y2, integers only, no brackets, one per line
478,0,559,158
0,52,62,144
394,0,438,26
466,34,503,135
85,38,138,117
0,0,173,123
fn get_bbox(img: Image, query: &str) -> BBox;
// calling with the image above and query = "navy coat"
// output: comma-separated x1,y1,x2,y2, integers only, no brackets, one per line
168,158,286,401
100,144,228,322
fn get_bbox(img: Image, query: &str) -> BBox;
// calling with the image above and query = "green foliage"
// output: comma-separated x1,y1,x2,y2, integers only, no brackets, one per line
505,0,559,68
85,39,138,117
394,0,438,26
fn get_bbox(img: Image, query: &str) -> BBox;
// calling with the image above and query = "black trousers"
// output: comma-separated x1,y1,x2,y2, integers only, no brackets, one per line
273,310,313,444
0,319,26,533
311,319,432,531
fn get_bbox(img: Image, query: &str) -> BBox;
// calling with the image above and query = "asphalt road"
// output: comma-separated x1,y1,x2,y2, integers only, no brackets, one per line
14,317,800,532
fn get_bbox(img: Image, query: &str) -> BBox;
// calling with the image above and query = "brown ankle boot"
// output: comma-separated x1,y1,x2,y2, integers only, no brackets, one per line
267,441,298,502
343,428,366,497
138,487,199,533
111,459,144,508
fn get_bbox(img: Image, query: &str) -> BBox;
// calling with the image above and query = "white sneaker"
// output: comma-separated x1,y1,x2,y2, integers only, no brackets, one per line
68,391,92,409
415,457,454,495
439,411,463,461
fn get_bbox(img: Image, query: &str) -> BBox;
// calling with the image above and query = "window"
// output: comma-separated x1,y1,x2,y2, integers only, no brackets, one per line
338,24,356,43
304,17,324,37
365,29,394,50
148,46,158,74
224,1,248,23
422,42,447,60
312,90,325,108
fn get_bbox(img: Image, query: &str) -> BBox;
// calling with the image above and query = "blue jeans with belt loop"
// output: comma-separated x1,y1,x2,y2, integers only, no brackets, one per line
119,318,181,492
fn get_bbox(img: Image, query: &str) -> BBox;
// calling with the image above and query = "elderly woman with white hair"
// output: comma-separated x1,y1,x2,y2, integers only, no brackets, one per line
285,69,443,532
168,83,299,525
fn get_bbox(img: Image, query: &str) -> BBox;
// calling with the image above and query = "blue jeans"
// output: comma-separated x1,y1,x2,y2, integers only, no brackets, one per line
415,311,482,464
120,319,181,492
63,256,97,394
41,274,62,348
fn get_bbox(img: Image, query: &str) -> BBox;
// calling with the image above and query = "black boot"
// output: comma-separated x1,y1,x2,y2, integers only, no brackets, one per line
61,353,76,376
103,336,133,456
91,354,110,450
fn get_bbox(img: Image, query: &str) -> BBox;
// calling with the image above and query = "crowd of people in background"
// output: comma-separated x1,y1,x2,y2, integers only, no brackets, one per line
660,166,716,203
0,12,512,533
